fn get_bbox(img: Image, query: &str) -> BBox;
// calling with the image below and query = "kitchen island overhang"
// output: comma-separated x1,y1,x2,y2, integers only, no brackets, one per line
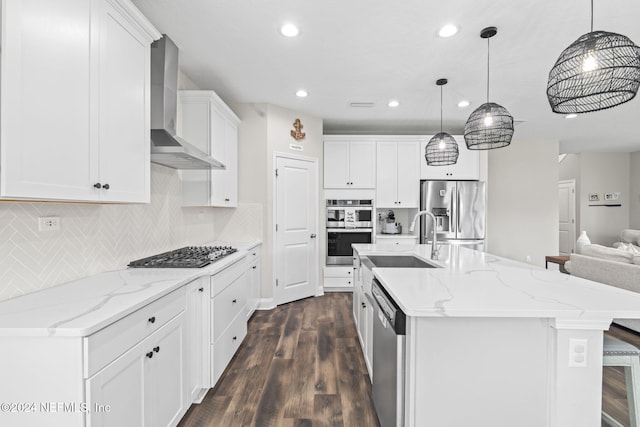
353,243,640,427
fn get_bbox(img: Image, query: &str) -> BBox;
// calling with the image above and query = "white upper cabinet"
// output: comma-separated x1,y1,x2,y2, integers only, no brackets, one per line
420,135,480,180
179,90,240,207
323,137,376,189
0,0,160,202
376,139,419,208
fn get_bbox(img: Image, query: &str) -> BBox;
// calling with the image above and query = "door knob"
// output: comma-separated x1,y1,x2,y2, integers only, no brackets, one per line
310,234,317,238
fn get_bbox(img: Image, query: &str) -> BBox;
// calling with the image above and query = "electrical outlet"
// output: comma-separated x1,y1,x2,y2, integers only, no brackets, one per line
38,216,60,231
569,338,588,367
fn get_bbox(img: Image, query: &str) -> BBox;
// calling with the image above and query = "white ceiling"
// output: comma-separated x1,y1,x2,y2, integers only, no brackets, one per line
132,0,640,153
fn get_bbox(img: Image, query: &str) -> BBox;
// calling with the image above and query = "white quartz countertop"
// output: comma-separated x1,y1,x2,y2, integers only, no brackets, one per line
0,240,261,337
353,243,640,321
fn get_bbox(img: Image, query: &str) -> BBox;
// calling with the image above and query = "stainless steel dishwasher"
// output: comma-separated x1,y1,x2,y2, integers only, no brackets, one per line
371,278,406,427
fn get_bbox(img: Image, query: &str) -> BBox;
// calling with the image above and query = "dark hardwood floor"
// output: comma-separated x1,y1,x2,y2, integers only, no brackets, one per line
178,293,380,427
177,292,639,427
602,324,640,427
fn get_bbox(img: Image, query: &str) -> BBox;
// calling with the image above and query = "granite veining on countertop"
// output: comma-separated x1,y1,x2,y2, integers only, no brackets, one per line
353,243,640,321
0,240,261,337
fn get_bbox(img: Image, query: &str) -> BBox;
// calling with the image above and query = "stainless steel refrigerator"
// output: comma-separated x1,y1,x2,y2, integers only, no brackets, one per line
420,180,486,250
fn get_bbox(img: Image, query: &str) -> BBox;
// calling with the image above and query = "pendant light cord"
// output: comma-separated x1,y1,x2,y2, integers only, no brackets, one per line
590,0,594,32
440,85,443,132
486,37,490,103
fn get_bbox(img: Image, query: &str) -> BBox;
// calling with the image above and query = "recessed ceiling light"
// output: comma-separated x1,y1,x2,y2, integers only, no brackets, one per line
438,24,459,38
388,100,400,108
457,100,470,108
565,113,578,119
280,23,299,37
296,89,308,97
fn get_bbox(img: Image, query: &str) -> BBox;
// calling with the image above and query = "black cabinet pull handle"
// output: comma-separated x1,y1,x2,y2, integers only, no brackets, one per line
103,183,110,190
252,253,256,256
232,299,237,304
252,266,257,269
198,287,204,292
93,183,102,189
148,316,156,324
146,352,153,359
225,198,230,202
362,302,366,308
153,346,160,353
232,336,237,341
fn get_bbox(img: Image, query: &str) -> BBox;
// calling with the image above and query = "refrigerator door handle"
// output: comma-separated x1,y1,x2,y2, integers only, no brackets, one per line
450,189,455,234
457,189,461,234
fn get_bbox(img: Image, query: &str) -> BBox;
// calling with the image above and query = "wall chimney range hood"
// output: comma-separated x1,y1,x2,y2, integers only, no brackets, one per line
150,35,225,170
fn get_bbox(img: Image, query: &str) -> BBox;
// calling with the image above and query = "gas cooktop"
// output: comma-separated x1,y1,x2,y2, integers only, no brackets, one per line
127,246,238,268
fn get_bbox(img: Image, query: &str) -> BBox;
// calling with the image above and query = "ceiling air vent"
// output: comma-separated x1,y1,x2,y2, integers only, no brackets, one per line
349,101,375,108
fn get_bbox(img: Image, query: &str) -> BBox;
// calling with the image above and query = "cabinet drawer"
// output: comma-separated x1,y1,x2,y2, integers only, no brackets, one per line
324,277,353,289
211,258,247,297
248,245,261,263
212,312,247,386
84,287,186,378
211,271,248,342
375,236,419,245
323,266,353,278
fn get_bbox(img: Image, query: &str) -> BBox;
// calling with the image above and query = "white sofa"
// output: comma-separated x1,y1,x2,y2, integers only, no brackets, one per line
566,229,640,333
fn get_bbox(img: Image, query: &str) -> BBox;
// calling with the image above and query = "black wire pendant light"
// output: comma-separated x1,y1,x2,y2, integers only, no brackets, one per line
425,79,459,166
546,0,640,114
464,27,514,150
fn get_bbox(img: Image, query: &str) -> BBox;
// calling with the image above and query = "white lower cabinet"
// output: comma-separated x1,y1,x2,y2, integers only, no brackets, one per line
184,276,210,403
323,266,354,291
210,258,250,386
0,253,259,427
247,244,262,319
86,313,185,427
353,253,374,379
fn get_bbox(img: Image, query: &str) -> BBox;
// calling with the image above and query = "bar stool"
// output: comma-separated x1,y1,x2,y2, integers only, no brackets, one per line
603,336,640,427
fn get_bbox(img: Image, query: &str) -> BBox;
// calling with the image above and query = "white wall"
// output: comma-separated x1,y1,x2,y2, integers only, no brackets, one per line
487,139,558,266
228,103,324,301
631,152,640,230
579,153,630,245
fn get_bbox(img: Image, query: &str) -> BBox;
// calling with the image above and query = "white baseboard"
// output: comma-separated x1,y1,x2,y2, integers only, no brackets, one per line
257,298,276,310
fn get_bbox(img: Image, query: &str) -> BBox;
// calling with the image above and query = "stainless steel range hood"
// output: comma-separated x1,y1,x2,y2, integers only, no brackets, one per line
150,35,225,170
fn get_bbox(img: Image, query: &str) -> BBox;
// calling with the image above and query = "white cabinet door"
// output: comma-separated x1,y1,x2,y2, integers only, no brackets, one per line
87,340,146,427
376,141,398,207
324,139,375,189
0,0,157,202
184,277,210,403
364,297,374,378
349,141,376,188
146,314,185,427
1,0,97,201
87,313,186,427
420,135,479,180
376,140,419,208
178,90,240,207
210,119,238,206
396,141,420,207
323,140,350,188
97,0,151,202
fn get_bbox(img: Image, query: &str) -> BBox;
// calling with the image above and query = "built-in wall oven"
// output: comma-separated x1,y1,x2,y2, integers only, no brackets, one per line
326,199,373,265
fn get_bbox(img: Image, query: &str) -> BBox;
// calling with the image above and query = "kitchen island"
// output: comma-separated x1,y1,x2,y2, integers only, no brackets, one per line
352,243,640,427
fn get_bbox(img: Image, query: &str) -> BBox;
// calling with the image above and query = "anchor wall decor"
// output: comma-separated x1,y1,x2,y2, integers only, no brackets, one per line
290,118,306,141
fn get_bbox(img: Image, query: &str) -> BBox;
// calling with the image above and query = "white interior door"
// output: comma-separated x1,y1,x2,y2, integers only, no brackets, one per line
275,155,318,305
558,180,576,255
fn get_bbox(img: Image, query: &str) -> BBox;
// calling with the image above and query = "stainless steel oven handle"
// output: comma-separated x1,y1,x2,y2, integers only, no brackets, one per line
326,228,373,233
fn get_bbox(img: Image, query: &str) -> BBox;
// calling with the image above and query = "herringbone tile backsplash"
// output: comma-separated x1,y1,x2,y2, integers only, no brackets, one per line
0,165,220,302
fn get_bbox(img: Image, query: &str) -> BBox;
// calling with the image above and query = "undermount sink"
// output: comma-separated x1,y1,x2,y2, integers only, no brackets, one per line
366,255,440,268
